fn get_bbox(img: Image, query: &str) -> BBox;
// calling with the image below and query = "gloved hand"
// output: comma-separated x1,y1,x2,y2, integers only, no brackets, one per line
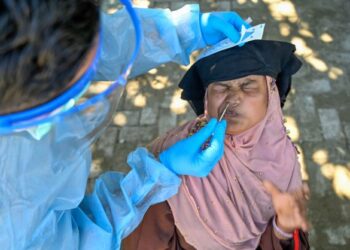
159,118,227,177
200,11,251,45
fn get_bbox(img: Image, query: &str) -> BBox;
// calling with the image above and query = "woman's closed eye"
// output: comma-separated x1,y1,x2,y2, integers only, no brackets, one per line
241,81,258,92
212,85,228,93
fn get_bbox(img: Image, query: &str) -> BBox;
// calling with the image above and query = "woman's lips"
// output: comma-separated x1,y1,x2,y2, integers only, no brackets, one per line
218,104,240,120
224,109,239,118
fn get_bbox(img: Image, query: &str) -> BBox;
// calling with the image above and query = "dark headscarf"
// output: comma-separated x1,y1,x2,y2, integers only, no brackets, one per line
179,40,302,115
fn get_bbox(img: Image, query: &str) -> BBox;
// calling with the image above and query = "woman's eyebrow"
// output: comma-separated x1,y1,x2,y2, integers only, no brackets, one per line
242,79,257,84
214,79,258,86
213,82,229,86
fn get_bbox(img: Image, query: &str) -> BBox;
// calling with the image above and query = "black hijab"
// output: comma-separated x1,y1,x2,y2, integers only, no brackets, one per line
179,40,302,115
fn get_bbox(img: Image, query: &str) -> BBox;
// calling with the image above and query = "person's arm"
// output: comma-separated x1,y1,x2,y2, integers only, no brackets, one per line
74,119,225,249
0,117,224,250
93,5,204,81
262,163,310,250
94,4,248,80
73,148,181,250
0,136,179,250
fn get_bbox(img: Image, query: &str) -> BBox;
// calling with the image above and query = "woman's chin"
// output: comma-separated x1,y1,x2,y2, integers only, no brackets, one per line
225,122,247,135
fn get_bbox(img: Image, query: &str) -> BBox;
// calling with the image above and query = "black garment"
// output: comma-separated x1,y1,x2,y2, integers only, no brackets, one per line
179,40,302,115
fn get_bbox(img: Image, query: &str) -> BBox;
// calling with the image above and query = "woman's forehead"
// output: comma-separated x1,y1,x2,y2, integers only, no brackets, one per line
212,75,266,86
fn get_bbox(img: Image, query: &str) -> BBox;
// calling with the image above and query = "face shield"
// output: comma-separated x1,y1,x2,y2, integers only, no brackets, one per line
0,0,141,144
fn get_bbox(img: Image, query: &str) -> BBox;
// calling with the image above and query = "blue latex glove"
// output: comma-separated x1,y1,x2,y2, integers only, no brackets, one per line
200,12,251,45
159,118,227,177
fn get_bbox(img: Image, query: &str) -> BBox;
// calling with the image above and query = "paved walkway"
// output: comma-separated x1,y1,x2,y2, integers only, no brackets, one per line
92,0,350,248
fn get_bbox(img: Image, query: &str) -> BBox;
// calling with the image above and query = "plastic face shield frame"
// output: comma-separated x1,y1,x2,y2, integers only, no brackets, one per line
0,0,142,135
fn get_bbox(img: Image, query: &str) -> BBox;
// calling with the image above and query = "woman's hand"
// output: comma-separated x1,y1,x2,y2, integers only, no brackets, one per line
263,181,310,234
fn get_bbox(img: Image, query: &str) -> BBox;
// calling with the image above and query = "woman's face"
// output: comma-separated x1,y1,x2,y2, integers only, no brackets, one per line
206,75,268,135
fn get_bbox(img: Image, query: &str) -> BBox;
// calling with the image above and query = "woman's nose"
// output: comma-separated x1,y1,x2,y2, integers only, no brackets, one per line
226,90,241,106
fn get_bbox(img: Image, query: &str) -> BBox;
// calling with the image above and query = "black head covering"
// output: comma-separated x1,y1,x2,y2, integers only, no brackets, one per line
179,40,302,115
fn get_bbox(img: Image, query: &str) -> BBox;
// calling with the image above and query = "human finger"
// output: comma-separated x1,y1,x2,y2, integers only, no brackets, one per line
186,118,217,149
293,206,309,231
263,180,281,197
302,182,311,200
212,16,241,43
220,12,251,30
201,120,226,162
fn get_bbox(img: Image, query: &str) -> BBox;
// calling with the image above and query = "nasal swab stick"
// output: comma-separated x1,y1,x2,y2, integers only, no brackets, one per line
219,103,230,122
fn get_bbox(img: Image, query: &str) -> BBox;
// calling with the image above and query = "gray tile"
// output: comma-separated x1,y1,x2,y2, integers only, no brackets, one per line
119,127,141,143
140,107,158,125
95,127,118,158
294,95,318,124
296,78,331,94
318,109,344,141
158,108,177,136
